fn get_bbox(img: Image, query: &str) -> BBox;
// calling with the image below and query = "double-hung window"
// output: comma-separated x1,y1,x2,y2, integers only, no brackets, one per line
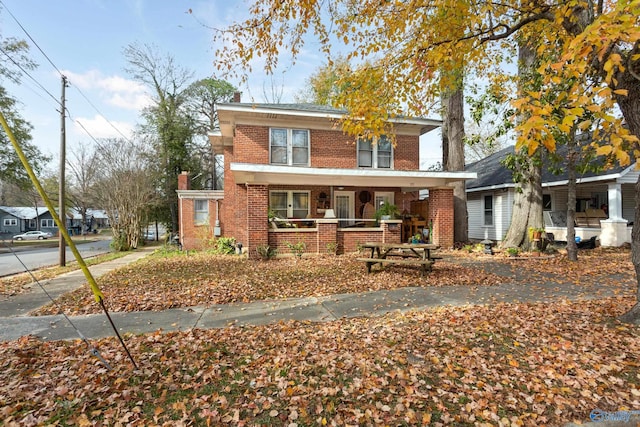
270,128,310,166
194,200,209,225
358,136,393,168
3,218,17,226
41,218,55,228
484,195,493,226
269,190,310,219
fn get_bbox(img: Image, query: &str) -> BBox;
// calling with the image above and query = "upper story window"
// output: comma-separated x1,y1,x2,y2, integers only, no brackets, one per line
270,128,310,166
358,136,393,168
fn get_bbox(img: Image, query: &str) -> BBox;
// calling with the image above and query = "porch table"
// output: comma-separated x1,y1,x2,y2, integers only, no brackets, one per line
357,242,440,276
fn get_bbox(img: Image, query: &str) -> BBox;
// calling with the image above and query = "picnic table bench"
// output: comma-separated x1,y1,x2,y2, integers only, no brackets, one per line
357,242,440,276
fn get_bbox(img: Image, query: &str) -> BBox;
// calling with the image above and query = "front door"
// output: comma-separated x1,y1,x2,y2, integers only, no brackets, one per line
334,191,354,227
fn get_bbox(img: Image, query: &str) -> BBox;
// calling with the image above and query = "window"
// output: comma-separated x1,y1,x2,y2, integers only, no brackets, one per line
484,195,493,226
270,128,309,166
374,192,395,211
194,200,209,225
358,136,393,168
269,191,310,219
41,218,55,228
28,219,36,228
3,218,17,226
543,194,552,211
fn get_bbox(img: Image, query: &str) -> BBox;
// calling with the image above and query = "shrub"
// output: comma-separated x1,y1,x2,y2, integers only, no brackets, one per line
256,244,278,260
285,241,306,259
212,237,237,255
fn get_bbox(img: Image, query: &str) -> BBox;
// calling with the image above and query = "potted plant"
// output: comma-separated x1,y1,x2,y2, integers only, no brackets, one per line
506,247,519,257
375,201,400,221
529,227,545,241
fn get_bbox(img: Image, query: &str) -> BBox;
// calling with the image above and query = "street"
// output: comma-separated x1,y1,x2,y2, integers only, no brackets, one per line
0,238,113,277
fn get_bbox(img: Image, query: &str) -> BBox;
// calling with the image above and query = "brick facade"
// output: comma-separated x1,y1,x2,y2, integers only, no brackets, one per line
177,104,462,254
428,187,454,249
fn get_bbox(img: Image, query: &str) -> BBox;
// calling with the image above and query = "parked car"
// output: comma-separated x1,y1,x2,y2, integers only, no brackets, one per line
13,231,53,240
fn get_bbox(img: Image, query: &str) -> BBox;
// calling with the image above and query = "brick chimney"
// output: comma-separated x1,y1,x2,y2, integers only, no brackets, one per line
233,91,241,103
178,171,190,190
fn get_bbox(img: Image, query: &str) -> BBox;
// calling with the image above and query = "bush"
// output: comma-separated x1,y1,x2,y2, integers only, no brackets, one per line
285,241,306,259
212,237,237,255
256,245,278,260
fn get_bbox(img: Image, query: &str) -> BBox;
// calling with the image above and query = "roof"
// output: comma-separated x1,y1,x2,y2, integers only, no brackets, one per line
68,208,109,219
465,145,636,192
0,206,50,219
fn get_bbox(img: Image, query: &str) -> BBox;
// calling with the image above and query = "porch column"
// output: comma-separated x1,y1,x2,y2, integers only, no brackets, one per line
317,219,338,253
428,187,454,249
246,184,269,259
381,219,402,244
607,182,623,220
601,182,628,247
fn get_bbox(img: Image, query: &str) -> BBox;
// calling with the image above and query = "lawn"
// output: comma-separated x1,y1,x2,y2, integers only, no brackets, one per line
1,248,639,426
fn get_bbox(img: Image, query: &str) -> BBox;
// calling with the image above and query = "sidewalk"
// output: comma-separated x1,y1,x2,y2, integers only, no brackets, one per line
0,251,622,342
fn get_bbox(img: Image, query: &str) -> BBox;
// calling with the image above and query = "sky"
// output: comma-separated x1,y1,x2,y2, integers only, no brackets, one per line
0,0,443,169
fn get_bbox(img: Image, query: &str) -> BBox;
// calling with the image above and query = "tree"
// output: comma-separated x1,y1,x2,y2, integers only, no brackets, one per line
183,78,237,190
0,32,49,186
124,43,201,232
67,142,100,233
93,138,157,251
295,56,352,106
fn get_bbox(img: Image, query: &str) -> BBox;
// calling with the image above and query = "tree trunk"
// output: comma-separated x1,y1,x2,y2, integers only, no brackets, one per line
566,132,578,261
500,40,544,250
445,88,468,243
616,68,640,323
500,156,543,249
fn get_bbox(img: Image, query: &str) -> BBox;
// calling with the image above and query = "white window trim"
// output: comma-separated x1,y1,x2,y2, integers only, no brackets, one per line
41,218,55,228
269,190,311,218
483,195,494,226
3,218,17,226
269,128,310,166
357,137,394,169
194,199,209,226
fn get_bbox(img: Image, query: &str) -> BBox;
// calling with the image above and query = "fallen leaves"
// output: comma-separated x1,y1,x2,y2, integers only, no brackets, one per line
32,251,508,316
2,298,640,426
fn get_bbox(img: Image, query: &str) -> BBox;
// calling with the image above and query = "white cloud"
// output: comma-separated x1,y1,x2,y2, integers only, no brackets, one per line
63,69,150,111
72,115,134,140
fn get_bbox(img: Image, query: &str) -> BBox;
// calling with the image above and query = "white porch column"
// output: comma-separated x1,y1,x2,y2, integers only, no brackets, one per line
601,182,628,247
607,182,623,220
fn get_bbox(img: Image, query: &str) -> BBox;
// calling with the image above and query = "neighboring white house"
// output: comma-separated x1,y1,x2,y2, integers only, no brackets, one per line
465,146,636,247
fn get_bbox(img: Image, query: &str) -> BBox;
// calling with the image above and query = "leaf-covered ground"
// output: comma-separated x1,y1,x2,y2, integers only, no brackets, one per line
1,298,639,426
31,251,511,316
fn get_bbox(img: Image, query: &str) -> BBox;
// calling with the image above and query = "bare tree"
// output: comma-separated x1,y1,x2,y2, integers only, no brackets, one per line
67,142,99,234
93,138,157,250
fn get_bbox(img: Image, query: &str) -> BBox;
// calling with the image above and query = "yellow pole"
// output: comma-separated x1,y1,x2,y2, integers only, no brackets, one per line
0,110,104,302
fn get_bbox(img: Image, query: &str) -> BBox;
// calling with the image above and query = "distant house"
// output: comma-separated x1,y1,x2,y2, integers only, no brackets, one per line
465,146,636,246
177,101,476,257
0,206,59,237
68,208,110,234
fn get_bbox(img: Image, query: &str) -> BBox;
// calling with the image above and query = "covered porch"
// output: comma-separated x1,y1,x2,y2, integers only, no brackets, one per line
231,163,476,258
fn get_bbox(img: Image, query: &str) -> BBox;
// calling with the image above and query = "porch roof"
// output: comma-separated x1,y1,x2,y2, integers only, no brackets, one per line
230,163,476,190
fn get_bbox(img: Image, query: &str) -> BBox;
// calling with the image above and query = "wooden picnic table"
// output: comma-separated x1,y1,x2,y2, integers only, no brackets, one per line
357,242,440,276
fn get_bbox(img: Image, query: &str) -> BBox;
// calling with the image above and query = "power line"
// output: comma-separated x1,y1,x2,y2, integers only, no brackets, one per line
0,45,60,106
1,0,135,145
0,0,64,77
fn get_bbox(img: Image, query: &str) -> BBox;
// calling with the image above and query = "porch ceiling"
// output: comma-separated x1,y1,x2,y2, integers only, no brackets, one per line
230,163,477,190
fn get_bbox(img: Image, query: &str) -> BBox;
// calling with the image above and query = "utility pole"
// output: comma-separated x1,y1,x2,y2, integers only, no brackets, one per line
59,75,68,267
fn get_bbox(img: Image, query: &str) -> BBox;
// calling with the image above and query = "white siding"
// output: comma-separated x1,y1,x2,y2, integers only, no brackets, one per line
622,183,635,221
468,190,514,242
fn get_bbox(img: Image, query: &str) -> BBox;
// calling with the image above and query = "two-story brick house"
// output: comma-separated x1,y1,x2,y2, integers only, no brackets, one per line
177,102,475,258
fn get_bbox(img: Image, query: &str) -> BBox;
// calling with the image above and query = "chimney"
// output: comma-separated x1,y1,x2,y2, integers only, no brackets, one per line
233,91,241,103
178,171,190,190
